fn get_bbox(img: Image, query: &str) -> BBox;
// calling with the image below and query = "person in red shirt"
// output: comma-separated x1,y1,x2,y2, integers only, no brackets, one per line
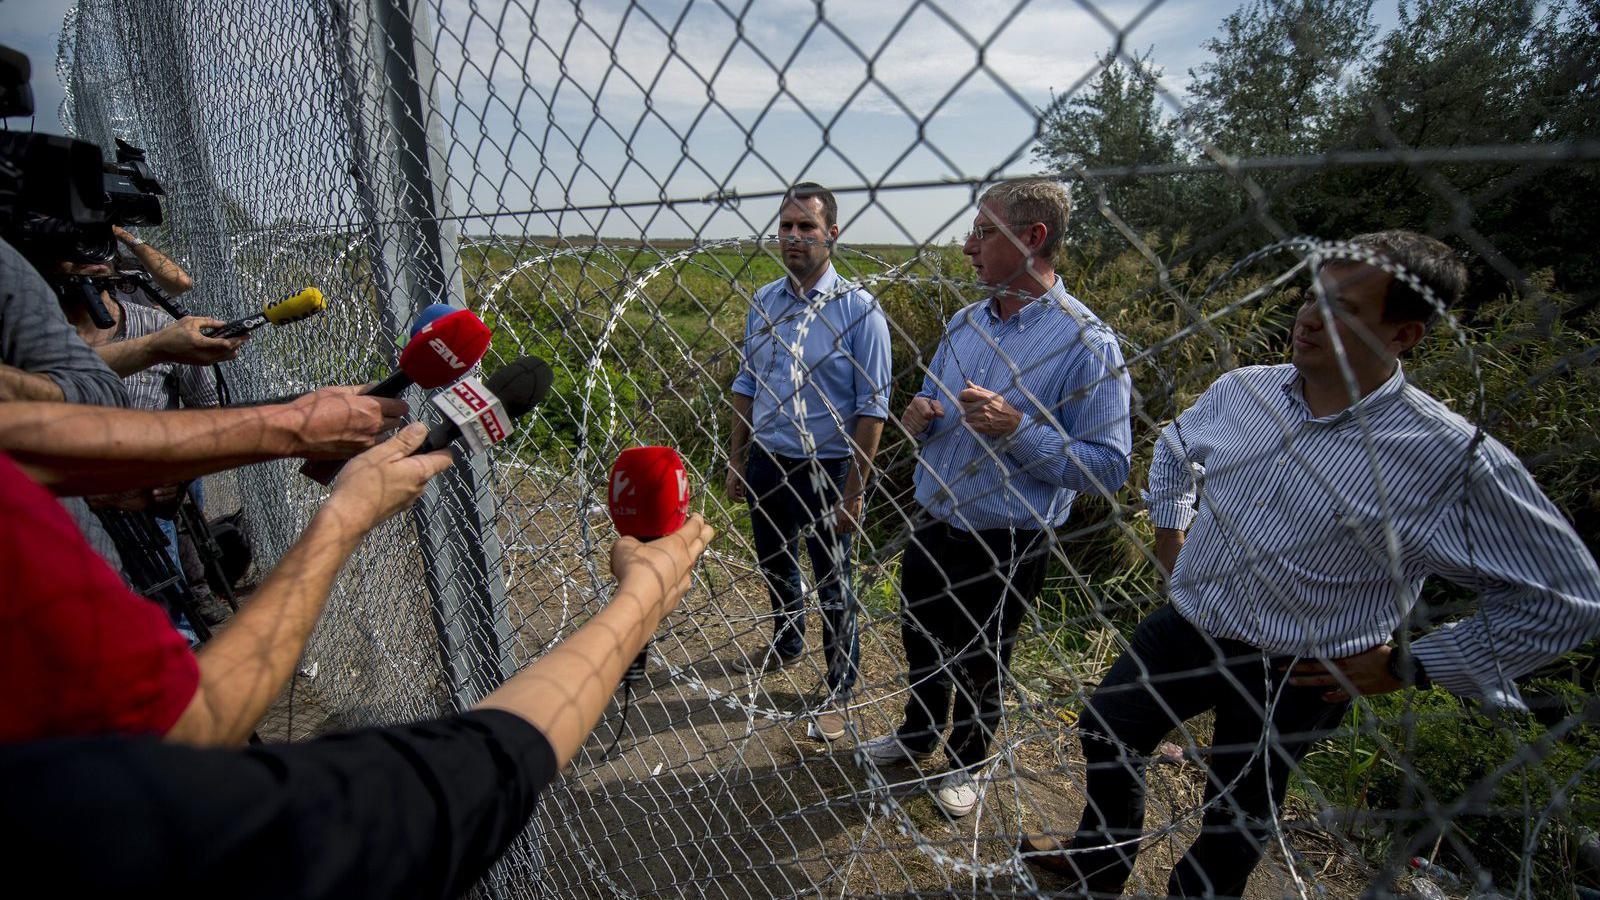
0,415,449,745
1,451,199,738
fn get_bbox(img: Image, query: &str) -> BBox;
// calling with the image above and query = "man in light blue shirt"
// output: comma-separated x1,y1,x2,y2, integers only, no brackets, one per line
724,183,893,742
861,179,1132,819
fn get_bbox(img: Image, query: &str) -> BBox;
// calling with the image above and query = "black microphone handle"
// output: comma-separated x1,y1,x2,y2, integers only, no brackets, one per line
413,418,465,455
364,369,413,398
625,645,650,685
203,313,267,338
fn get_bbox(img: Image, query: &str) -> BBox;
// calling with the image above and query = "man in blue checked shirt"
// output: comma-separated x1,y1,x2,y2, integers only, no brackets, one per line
1022,231,1600,898
859,179,1133,819
724,183,892,743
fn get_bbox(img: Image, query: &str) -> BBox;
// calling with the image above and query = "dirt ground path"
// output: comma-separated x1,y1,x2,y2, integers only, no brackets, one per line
483,473,1374,898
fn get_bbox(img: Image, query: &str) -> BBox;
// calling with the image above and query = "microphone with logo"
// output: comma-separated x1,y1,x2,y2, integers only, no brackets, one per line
367,307,493,399
606,447,691,687
299,353,537,490
411,355,552,456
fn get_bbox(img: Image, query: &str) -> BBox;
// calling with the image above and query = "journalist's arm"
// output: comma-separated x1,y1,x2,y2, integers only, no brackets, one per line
166,424,453,745
114,226,194,296
0,386,407,494
93,315,245,377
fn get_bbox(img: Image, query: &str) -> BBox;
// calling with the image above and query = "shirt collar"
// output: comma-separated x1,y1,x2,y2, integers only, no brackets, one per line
984,277,1066,326
780,263,841,303
1282,361,1408,425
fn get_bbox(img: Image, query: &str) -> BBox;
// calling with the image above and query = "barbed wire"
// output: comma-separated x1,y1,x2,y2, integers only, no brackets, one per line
54,0,1600,897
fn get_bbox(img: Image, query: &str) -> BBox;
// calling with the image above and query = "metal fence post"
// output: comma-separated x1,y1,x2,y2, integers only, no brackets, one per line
338,0,514,709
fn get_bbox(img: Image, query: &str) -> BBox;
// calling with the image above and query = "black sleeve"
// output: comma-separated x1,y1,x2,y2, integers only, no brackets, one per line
0,710,556,900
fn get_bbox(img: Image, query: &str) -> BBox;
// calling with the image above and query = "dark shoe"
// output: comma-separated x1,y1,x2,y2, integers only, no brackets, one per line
727,648,802,675
1018,832,1077,878
192,591,234,627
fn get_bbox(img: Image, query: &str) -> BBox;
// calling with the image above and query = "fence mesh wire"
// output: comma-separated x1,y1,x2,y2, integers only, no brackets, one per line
56,0,1600,897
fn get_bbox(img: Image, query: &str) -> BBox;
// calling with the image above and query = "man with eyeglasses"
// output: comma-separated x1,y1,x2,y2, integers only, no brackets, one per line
860,179,1132,818
723,182,893,743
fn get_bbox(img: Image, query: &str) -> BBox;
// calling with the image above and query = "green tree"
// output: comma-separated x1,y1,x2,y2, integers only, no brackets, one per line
1183,0,1376,158
1320,0,1600,304
1034,50,1185,248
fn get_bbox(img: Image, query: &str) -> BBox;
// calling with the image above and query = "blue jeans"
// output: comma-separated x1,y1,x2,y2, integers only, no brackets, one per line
744,449,859,699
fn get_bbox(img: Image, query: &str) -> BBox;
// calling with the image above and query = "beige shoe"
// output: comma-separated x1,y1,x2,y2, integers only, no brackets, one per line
808,710,849,741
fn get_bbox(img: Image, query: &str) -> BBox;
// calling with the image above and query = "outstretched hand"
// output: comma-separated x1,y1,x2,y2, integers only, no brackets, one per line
610,515,715,619
154,316,248,365
285,385,409,460
325,422,454,528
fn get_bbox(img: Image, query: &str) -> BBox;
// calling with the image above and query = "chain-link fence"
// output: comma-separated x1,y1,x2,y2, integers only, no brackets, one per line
57,0,1600,896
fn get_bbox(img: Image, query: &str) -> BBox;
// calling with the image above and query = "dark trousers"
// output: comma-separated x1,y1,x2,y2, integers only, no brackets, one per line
745,449,859,699
1065,604,1350,898
897,521,1049,771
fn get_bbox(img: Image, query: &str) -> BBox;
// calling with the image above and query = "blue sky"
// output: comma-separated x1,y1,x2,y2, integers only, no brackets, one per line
6,0,1400,245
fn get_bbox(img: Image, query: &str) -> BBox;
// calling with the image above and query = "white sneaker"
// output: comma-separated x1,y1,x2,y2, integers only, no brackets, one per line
934,770,978,818
859,733,935,766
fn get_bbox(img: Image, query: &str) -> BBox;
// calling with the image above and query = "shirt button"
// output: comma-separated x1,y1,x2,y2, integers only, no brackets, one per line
1255,498,1266,508
1276,457,1288,467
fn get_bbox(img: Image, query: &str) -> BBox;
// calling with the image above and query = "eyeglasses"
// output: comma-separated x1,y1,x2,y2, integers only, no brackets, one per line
964,222,1034,243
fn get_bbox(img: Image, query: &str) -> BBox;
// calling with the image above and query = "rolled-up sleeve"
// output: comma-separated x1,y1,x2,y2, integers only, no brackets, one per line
1003,326,1132,496
852,299,892,419
1412,453,1600,708
1143,378,1221,531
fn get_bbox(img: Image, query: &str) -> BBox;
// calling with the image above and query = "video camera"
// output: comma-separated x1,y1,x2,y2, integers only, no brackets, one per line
0,45,165,266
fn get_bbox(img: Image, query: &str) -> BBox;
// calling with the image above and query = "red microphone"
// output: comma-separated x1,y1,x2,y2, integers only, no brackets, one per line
607,447,690,685
299,309,493,484
367,308,492,398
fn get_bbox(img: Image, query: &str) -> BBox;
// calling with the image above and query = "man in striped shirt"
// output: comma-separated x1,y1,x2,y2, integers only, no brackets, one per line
861,180,1132,818
1024,231,1600,897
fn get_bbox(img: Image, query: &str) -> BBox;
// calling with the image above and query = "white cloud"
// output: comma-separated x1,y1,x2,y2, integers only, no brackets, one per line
430,0,1219,121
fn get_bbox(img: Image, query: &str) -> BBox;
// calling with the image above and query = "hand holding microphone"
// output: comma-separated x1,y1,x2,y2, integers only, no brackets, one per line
607,447,692,685
202,287,327,338
298,311,498,483
322,422,456,530
148,315,250,365
301,355,551,485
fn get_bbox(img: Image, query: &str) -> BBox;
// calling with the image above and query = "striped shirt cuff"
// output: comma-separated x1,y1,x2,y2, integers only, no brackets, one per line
1144,496,1197,531
1410,632,1526,711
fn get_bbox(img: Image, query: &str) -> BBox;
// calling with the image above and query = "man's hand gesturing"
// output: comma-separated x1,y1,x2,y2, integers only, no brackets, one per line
901,395,945,437
958,381,1022,437
284,385,409,460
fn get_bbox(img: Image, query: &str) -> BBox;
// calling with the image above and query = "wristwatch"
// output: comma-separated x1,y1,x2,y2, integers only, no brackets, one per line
1386,644,1432,689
